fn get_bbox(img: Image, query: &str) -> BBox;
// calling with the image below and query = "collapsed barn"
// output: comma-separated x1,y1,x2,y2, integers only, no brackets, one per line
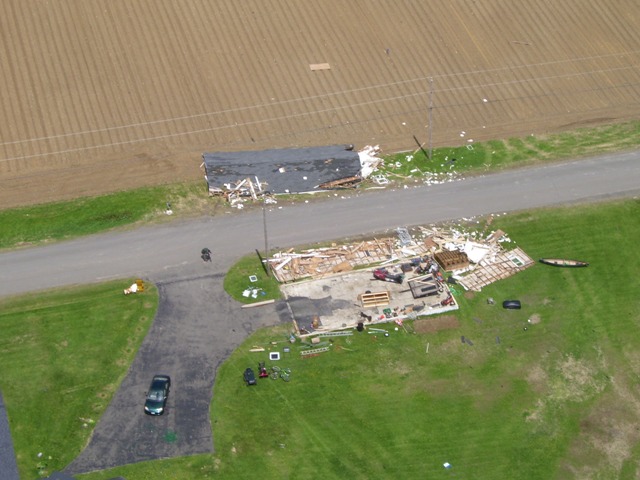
201,145,365,202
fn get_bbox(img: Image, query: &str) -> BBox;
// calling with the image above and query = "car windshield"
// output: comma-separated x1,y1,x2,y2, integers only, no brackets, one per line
147,390,164,401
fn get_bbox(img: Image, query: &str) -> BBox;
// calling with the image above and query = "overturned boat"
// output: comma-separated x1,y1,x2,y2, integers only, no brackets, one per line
539,258,589,268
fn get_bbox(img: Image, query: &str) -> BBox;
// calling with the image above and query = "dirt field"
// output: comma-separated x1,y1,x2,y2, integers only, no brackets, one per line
2,0,640,208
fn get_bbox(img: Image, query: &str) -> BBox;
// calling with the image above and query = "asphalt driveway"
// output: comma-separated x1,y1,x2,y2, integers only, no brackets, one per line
0,153,638,475
65,272,289,475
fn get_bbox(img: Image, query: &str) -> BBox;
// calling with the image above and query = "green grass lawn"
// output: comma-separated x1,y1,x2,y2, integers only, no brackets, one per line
2,120,640,251
74,198,640,480
0,182,223,251
0,281,157,479
223,254,282,304
380,121,640,181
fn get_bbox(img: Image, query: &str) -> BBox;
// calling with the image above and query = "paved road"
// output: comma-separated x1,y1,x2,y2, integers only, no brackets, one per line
1,151,639,299
0,393,19,480
1,151,639,475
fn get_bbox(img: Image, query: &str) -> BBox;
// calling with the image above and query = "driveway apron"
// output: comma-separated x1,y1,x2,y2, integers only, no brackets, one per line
65,272,288,475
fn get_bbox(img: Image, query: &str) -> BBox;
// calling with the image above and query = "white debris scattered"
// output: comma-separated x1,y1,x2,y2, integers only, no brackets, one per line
371,174,390,185
358,145,383,179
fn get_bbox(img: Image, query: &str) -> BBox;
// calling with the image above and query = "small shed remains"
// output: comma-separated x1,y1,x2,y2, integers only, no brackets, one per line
202,145,361,198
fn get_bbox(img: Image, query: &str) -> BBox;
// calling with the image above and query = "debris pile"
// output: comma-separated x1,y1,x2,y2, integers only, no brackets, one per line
270,222,534,292
358,145,384,178
206,175,270,207
124,279,145,295
374,150,463,186
267,236,429,283
429,225,536,291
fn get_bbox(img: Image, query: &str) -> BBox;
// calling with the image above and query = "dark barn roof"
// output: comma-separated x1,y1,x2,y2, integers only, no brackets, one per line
202,145,360,194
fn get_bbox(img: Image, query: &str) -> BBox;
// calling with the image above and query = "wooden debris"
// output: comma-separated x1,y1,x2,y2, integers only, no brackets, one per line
358,291,391,308
486,229,506,244
208,175,268,201
317,176,361,189
332,261,353,273
241,299,275,308
268,226,534,292
310,63,331,71
434,249,469,271
457,247,534,292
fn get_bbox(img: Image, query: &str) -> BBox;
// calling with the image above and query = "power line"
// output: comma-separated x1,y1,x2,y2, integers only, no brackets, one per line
1,50,640,163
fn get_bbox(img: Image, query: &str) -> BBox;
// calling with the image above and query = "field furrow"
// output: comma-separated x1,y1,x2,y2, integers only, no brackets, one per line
1,0,640,207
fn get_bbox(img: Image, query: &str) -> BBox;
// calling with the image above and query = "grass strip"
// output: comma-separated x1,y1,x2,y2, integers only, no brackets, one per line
0,280,157,478
2,121,640,251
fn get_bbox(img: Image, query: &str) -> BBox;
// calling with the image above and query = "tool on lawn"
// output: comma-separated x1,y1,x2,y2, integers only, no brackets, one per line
270,366,291,381
368,328,388,333
300,346,330,356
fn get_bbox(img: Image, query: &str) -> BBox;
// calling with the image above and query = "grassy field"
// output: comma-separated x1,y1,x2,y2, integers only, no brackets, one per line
0,281,157,478
1,121,639,251
67,198,640,479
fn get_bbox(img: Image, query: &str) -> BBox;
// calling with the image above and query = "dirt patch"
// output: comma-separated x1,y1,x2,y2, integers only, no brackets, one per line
2,1,640,209
528,313,542,325
414,315,460,334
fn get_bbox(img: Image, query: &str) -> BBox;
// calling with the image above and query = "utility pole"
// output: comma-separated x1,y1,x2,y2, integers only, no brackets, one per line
428,76,434,160
262,195,270,276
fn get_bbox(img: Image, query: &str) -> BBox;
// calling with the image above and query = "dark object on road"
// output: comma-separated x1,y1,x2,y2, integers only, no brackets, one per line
244,368,257,386
373,268,404,284
539,258,589,267
502,300,521,310
360,311,372,322
144,375,171,415
201,248,212,262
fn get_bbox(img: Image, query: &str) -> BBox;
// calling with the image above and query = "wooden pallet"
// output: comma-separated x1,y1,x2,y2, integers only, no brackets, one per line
358,291,390,308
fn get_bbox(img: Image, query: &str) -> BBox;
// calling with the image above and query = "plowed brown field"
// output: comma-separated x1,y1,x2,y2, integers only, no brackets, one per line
2,0,640,208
